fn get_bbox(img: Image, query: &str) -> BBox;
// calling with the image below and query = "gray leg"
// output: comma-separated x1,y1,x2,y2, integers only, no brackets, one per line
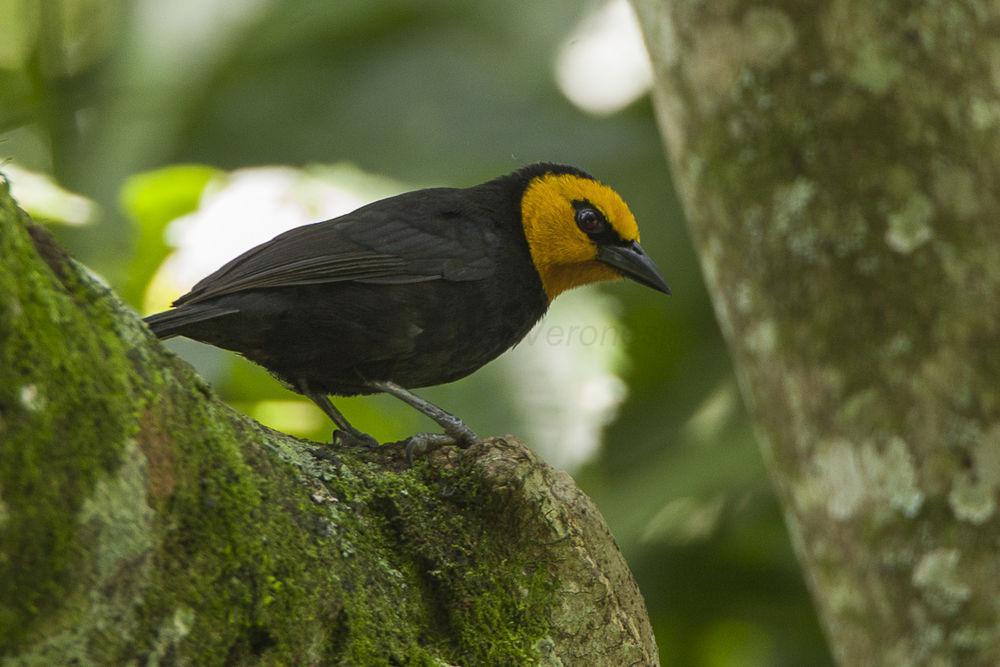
300,381,378,448
367,380,479,460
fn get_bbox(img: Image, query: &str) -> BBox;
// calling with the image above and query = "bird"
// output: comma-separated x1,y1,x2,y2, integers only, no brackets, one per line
144,162,670,457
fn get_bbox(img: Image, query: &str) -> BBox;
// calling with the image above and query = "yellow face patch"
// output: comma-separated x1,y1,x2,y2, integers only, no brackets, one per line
520,173,640,300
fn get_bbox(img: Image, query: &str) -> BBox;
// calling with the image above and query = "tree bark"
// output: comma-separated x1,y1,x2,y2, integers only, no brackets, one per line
0,178,657,665
632,1,1000,664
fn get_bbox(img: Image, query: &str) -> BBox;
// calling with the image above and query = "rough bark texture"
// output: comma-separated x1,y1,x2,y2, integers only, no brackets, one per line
632,1,1000,664
0,178,657,665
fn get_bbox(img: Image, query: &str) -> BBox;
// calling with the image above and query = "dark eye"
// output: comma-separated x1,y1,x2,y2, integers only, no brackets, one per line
575,207,606,235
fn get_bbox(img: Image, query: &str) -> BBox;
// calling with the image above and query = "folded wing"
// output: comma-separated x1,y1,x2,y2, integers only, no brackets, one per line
174,188,497,307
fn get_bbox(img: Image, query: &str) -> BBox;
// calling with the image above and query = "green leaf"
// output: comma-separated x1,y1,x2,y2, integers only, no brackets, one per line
118,164,219,307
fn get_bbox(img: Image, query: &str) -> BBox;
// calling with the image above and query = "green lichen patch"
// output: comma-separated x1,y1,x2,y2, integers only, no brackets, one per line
743,8,798,69
77,439,156,580
822,0,904,95
885,192,935,254
795,436,926,528
947,425,1000,524
912,548,971,615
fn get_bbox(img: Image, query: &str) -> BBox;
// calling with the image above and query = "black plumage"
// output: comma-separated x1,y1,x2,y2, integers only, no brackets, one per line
145,162,668,451
146,166,554,396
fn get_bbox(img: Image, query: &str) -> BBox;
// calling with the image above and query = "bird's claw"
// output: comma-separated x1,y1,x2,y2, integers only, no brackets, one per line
404,433,454,463
332,429,379,449
403,428,479,464
444,422,479,448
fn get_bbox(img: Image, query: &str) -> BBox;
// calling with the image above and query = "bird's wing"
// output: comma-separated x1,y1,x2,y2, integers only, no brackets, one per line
174,188,498,307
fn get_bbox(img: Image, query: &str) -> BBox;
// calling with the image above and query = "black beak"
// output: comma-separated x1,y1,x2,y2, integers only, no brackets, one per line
597,241,671,295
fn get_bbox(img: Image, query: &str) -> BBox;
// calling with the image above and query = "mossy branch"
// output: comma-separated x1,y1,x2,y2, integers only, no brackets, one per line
0,178,657,665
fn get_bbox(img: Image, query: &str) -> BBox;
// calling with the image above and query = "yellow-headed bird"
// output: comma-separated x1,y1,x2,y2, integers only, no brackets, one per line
145,163,669,456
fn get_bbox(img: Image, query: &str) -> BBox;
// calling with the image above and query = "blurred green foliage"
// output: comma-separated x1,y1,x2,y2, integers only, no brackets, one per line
1,1,831,664
119,164,220,304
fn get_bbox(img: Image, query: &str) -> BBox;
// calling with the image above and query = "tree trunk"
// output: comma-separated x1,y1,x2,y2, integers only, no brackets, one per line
632,1,1000,664
0,178,657,665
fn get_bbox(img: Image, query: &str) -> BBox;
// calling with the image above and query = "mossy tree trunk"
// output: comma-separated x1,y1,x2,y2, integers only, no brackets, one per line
632,1,1000,664
0,179,657,665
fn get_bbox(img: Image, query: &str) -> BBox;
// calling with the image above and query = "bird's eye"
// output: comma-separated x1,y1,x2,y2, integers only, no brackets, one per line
575,207,606,235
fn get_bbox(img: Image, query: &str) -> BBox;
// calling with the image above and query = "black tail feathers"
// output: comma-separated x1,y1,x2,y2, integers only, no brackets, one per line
144,305,238,339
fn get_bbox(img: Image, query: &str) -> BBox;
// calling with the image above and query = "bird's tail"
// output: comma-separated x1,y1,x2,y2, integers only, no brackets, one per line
144,304,237,340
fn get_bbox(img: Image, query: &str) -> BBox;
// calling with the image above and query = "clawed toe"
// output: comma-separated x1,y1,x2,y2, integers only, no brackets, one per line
404,433,454,463
333,429,379,449
437,414,478,446
403,430,480,463
447,427,479,448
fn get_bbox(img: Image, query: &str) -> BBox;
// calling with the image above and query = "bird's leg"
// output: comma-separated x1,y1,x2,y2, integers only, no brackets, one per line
366,380,479,461
367,380,479,443
300,381,378,449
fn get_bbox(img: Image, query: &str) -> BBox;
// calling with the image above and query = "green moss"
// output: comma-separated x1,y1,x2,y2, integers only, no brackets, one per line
0,195,136,650
0,180,652,663
351,457,556,664
257,445,559,665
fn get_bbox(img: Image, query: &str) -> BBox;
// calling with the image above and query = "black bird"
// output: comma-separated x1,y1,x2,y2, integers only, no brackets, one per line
145,163,670,456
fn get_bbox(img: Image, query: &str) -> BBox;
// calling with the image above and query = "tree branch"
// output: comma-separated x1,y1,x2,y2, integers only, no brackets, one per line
0,177,657,665
633,1,1000,663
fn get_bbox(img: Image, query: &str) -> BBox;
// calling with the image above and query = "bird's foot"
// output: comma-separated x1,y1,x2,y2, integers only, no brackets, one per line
441,417,479,447
403,424,479,464
332,429,379,449
404,433,455,463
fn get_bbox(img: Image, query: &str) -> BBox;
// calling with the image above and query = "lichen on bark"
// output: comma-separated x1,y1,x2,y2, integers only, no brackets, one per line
632,1,1000,664
0,177,657,665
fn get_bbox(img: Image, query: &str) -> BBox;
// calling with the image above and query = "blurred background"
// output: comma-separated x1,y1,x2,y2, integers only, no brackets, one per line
1,1,831,663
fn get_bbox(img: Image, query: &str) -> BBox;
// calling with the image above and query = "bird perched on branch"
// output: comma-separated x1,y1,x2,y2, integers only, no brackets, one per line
145,163,669,457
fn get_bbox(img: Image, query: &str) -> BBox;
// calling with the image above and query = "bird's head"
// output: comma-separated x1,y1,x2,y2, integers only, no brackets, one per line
518,165,670,301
